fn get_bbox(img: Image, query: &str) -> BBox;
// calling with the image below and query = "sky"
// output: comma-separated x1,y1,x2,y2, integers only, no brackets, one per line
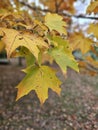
29,0,39,6
74,0,91,14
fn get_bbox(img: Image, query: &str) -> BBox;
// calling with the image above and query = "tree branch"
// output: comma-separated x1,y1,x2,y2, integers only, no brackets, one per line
20,1,98,20
58,0,64,8
54,0,59,13
20,1,53,13
76,57,98,72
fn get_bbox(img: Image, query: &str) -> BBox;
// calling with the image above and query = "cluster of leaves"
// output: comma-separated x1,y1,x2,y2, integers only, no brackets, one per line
0,0,98,104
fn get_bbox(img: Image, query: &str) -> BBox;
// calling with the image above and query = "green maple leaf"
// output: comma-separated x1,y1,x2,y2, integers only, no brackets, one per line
49,48,79,74
47,36,79,73
16,65,61,104
48,35,69,48
45,13,67,35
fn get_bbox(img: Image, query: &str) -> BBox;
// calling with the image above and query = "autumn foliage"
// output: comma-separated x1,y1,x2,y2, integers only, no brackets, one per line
0,0,98,104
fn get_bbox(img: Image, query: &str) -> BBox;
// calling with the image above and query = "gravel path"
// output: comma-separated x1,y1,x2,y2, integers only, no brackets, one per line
0,63,98,130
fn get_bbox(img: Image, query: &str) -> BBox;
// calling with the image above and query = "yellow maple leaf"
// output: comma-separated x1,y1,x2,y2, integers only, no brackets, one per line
87,23,98,39
45,13,67,35
69,32,93,54
0,28,48,59
0,29,5,52
86,1,98,14
42,52,53,64
0,41,5,52
16,65,61,104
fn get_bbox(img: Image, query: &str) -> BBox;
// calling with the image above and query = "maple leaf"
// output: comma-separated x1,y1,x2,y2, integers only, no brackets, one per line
47,36,79,73
69,32,93,54
25,52,36,66
86,1,98,14
0,41,5,52
87,23,98,39
48,36,69,49
0,29,5,52
48,48,79,74
1,28,48,59
45,13,67,35
16,65,61,104
33,20,48,36
41,52,53,64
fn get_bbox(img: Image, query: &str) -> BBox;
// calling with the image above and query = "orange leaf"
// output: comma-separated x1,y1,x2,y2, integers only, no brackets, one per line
69,32,93,54
87,23,98,39
86,1,98,14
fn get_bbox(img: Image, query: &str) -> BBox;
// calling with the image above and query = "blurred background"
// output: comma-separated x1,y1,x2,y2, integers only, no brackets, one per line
0,0,98,130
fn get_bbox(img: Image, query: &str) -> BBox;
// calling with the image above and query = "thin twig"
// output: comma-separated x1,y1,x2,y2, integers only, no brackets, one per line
54,0,59,13
76,57,98,72
58,0,64,9
20,1,98,20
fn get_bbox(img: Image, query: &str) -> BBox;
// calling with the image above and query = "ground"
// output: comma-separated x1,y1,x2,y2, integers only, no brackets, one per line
0,60,98,130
